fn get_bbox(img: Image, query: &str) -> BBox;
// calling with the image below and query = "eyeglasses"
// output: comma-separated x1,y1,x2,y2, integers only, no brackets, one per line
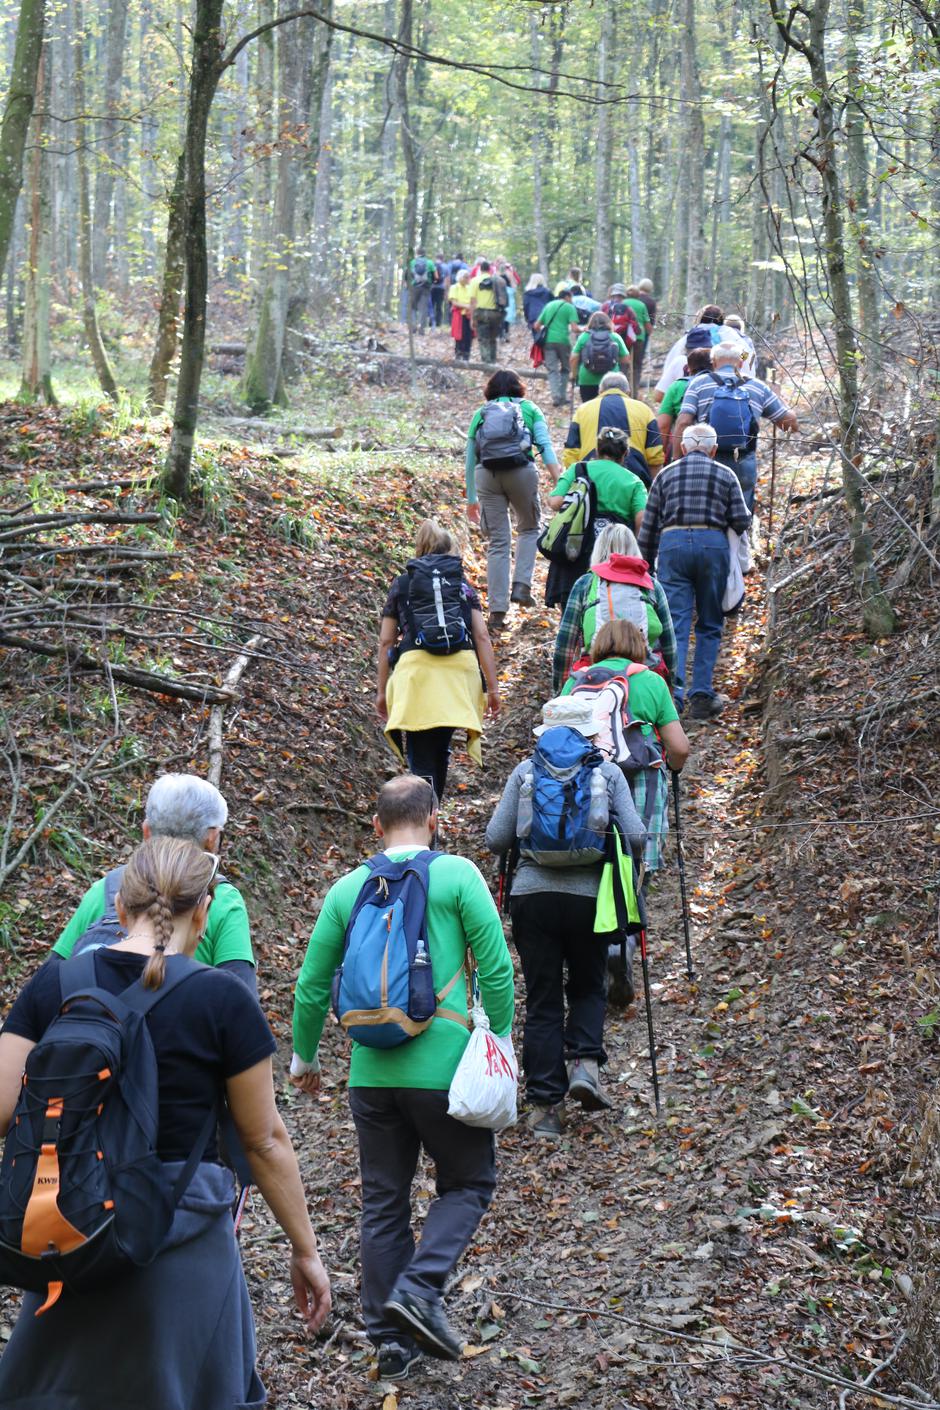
200,851,221,905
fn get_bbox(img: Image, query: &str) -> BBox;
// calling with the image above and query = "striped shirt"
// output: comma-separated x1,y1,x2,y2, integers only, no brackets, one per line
679,369,789,425
638,452,751,566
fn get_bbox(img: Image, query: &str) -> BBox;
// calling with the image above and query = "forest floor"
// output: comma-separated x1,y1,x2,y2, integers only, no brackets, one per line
0,322,937,1409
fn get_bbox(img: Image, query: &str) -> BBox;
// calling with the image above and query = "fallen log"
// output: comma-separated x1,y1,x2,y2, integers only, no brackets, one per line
0,632,235,704
361,350,549,380
217,418,343,440
0,510,162,542
209,342,248,355
207,633,266,788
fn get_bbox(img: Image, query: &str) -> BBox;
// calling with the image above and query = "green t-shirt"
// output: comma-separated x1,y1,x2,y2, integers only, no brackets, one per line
538,299,580,345
659,377,689,421
555,458,647,522
573,330,629,386
292,847,515,1089
562,657,679,728
54,874,255,969
626,297,651,342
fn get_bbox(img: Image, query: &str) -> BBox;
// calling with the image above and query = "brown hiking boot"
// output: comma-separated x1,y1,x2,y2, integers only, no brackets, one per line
487,611,507,634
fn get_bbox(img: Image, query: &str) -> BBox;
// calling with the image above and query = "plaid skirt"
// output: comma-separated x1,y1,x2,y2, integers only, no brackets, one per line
628,766,670,873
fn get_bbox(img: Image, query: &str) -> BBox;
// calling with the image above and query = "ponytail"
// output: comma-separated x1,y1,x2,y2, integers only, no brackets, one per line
120,838,218,989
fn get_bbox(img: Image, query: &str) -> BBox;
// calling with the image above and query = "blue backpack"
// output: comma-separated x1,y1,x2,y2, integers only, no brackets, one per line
0,952,215,1315
707,373,757,451
516,727,609,868
331,852,465,1048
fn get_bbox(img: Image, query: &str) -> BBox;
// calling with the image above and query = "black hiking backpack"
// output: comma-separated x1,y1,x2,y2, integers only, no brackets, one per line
0,951,216,1314
404,553,471,655
475,400,533,471
581,329,619,375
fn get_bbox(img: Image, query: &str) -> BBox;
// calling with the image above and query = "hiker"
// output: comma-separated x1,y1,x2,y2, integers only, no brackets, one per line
497,261,518,339
570,284,602,326
52,773,257,992
653,304,750,405
672,341,799,512
485,696,645,1136
723,314,756,372
0,836,330,1409
533,287,580,406
448,252,468,284
407,250,434,333
636,278,657,330
562,371,664,483
570,311,631,403
656,346,713,463
523,272,553,330
624,285,653,393
465,369,560,632
430,255,448,328
448,269,474,361
377,519,500,802
562,619,690,883
601,283,641,349
468,259,507,364
638,422,751,719
290,774,515,1371
552,522,678,694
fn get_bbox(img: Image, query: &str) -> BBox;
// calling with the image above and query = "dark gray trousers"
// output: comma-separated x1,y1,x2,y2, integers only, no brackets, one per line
349,1086,496,1345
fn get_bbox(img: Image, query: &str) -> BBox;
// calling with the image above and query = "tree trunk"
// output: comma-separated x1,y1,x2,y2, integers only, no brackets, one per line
0,0,46,281
146,151,186,410
18,40,54,403
73,0,117,401
376,0,398,310
162,0,225,500
844,0,881,381
394,0,419,260
91,0,130,287
310,38,335,301
248,0,274,283
680,0,705,318
138,0,158,272
529,17,549,276
592,2,615,293
626,43,644,282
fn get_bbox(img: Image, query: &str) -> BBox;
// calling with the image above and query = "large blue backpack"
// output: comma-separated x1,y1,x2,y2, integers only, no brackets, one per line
0,952,215,1315
706,373,757,451
331,852,465,1048
516,727,609,867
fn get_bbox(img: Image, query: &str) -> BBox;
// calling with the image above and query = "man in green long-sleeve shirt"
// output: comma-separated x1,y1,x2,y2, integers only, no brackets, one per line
290,774,514,1376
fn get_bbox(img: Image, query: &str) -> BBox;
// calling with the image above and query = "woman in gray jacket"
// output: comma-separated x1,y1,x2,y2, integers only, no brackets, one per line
486,696,645,1138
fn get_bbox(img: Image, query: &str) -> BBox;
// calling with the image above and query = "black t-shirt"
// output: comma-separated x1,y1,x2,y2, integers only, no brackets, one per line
382,573,481,654
2,951,277,1162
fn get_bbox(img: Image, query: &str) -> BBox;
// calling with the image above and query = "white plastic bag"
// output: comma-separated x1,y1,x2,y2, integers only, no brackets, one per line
722,528,748,614
447,1005,518,1131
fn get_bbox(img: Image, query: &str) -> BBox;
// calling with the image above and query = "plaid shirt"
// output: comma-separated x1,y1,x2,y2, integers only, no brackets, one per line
679,370,789,425
552,571,678,693
638,451,751,566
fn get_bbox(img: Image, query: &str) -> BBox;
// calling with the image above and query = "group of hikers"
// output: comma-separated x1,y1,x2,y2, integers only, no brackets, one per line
0,284,800,1401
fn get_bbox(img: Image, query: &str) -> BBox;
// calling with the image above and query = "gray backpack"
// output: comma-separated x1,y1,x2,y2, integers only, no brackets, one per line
581,329,619,375
475,400,532,471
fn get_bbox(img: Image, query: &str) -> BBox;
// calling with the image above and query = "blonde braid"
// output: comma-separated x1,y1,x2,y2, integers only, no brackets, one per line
122,837,217,991
141,894,174,990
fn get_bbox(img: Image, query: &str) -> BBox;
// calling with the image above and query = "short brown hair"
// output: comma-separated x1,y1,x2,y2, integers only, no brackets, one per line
686,347,713,374
376,774,436,829
587,311,613,331
414,518,453,557
591,619,646,664
484,369,526,400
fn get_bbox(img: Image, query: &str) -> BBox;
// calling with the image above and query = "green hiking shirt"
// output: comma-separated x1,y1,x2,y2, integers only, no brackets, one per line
659,377,690,421
54,875,255,969
292,847,515,1089
626,298,652,342
573,330,629,387
554,458,648,523
561,655,679,728
537,299,580,345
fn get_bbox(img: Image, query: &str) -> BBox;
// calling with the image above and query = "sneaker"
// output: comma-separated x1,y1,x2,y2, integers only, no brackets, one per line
377,1341,422,1380
567,1059,612,1111
689,693,725,720
510,582,534,607
528,1103,563,1138
486,610,507,634
383,1291,462,1362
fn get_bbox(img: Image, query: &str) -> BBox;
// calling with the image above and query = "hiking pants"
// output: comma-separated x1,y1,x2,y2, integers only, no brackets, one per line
474,309,502,364
350,1087,496,1346
408,285,430,332
578,384,598,403
656,527,729,707
511,892,610,1107
544,342,570,405
430,286,446,327
475,462,541,613
453,313,473,361
716,449,757,514
405,726,455,803
632,338,647,394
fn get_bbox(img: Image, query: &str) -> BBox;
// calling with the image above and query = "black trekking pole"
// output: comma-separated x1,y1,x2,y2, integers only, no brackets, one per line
671,770,694,981
636,887,661,1117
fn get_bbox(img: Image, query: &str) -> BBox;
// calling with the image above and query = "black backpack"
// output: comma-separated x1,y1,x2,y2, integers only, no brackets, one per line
0,952,216,1313
404,553,471,655
581,329,619,375
493,274,509,309
475,400,533,471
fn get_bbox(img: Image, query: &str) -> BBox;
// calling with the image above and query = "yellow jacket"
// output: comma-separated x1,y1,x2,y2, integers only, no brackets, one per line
562,390,665,473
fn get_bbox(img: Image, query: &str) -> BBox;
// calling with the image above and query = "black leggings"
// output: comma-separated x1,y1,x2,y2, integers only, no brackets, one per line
405,727,455,802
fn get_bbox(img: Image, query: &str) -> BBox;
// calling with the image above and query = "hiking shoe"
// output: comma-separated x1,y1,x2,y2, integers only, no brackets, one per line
528,1103,563,1138
689,693,725,720
383,1292,462,1361
377,1341,422,1380
486,610,507,634
567,1059,612,1112
510,582,534,607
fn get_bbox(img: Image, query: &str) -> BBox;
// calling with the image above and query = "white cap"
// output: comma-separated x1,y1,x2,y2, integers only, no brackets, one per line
534,695,600,737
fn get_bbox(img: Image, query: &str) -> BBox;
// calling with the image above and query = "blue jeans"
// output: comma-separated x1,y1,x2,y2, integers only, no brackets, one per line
717,450,757,513
656,528,730,705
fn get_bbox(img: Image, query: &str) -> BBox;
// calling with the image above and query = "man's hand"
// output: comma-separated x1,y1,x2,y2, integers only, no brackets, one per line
290,1068,321,1095
777,411,799,434
466,502,481,527
290,1250,332,1333
486,689,500,719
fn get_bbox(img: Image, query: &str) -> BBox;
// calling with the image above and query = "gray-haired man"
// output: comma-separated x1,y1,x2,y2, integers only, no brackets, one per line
52,773,257,989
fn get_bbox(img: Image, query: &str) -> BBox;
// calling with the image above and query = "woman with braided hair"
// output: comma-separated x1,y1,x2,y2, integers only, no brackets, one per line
0,836,330,1409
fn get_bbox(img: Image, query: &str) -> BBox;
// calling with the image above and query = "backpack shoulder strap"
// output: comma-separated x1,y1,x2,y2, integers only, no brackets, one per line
58,949,100,1003
102,864,125,918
